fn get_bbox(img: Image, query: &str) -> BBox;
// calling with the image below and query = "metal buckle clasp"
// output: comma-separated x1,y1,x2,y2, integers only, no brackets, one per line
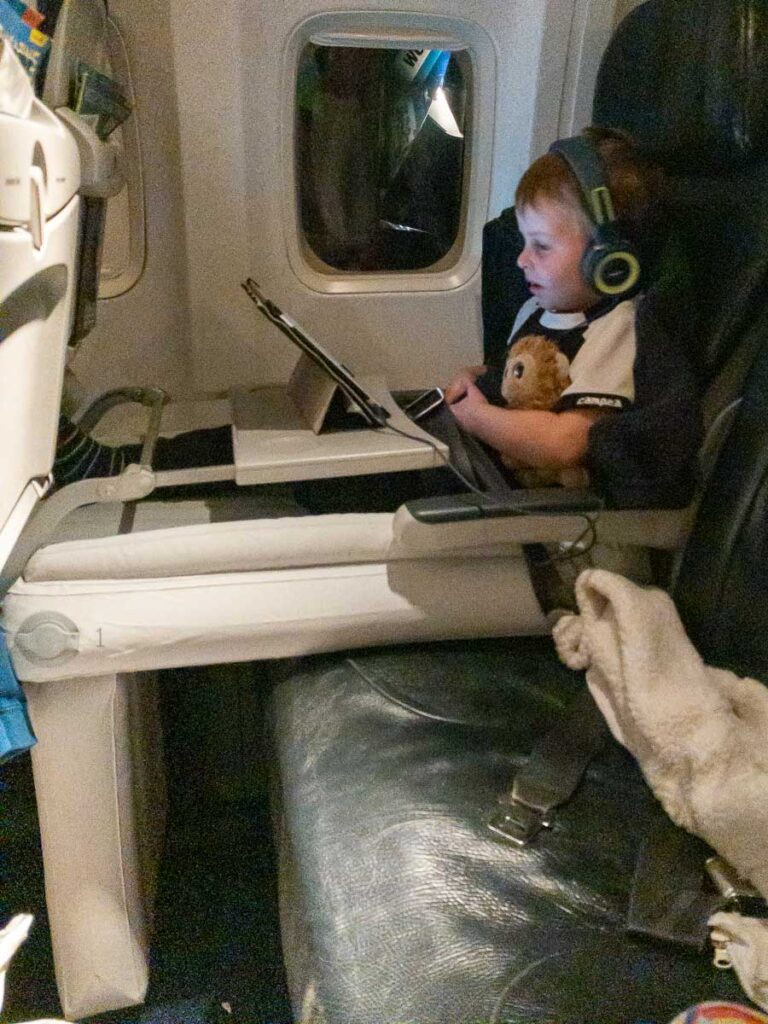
706,856,768,919
488,801,552,846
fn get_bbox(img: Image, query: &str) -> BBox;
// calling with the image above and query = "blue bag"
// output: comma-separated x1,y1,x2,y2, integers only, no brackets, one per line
0,631,36,762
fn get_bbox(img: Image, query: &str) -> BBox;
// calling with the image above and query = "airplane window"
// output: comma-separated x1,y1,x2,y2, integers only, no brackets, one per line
295,44,468,273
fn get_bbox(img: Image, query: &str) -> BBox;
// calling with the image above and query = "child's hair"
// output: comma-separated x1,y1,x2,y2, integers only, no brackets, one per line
515,126,667,257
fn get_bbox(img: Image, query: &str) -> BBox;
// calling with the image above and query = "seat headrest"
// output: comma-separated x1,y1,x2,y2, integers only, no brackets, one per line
594,0,768,171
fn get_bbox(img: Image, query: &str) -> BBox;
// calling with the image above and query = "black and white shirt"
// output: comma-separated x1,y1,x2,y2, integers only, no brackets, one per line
473,289,701,508
506,296,637,412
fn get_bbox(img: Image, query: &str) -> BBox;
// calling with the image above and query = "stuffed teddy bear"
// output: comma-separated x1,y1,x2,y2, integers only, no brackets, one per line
500,334,589,489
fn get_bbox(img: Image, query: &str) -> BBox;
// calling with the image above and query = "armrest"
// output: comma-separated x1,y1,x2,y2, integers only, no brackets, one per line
404,489,604,524
393,493,695,556
0,465,156,597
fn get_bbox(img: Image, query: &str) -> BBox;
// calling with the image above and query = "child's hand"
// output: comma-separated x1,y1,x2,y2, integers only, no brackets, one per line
444,365,486,404
449,382,489,431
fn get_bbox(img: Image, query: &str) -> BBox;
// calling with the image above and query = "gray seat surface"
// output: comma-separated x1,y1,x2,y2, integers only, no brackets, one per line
269,638,742,1024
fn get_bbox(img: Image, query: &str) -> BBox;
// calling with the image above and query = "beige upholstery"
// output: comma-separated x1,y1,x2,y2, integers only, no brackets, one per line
6,488,682,683
21,502,692,585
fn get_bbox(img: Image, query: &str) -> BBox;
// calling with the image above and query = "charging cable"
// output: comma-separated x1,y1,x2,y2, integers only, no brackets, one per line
377,414,602,564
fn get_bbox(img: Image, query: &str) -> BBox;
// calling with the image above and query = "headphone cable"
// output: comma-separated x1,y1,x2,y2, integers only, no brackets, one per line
375,412,602,565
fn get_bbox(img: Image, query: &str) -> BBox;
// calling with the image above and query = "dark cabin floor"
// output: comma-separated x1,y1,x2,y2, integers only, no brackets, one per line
0,664,292,1024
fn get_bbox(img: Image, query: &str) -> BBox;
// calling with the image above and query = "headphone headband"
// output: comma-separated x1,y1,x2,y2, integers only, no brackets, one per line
547,132,641,297
548,135,616,226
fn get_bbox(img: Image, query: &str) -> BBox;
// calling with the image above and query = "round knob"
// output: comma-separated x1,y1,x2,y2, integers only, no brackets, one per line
14,612,79,664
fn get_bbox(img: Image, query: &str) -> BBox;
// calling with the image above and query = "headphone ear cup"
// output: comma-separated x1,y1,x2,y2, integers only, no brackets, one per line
581,227,641,296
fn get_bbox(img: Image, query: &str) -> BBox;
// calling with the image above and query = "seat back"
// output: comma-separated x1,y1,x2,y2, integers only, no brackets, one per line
594,0,768,428
594,0,768,678
674,333,768,681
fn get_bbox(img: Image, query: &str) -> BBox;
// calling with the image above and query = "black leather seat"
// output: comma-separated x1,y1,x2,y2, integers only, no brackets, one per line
267,1,768,1020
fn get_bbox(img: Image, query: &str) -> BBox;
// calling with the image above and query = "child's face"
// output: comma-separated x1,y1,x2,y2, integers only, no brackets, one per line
516,199,600,313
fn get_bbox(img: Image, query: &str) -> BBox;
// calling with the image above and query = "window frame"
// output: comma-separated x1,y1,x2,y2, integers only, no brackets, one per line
281,11,496,295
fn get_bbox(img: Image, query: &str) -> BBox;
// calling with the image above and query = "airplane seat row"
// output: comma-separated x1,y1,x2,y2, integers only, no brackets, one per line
1,0,767,1016
264,0,768,1021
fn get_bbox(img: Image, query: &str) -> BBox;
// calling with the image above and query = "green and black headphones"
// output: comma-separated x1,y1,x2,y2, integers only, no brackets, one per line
549,132,641,297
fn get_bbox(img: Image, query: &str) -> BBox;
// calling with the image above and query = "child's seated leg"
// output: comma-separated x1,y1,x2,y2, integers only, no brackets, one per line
53,415,233,486
293,467,462,514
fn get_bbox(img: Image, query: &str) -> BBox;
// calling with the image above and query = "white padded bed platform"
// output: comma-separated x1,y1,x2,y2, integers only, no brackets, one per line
5,484,691,684
9,557,545,677
5,489,554,683
3,487,552,1020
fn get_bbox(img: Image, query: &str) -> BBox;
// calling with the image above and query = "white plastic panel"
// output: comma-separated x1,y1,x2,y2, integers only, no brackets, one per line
42,0,109,109
558,0,617,137
67,0,192,398
0,53,78,540
98,15,145,299
5,556,547,682
0,197,79,535
69,0,625,397
0,102,79,224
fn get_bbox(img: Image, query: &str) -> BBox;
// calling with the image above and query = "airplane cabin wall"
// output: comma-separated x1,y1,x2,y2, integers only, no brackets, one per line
66,0,194,400
71,0,636,399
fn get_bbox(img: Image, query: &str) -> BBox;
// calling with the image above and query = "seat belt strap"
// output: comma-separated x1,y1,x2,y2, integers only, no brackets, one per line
419,404,481,487
628,811,718,948
628,811,768,948
488,684,768,951
488,687,608,845
420,404,520,496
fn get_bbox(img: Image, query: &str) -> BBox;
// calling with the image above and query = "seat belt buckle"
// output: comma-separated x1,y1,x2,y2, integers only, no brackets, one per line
706,856,768,919
488,800,552,846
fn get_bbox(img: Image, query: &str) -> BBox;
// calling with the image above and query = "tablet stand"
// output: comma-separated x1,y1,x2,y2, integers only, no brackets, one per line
232,280,449,485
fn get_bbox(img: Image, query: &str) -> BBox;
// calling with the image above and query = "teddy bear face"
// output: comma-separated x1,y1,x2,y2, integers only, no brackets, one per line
501,334,572,411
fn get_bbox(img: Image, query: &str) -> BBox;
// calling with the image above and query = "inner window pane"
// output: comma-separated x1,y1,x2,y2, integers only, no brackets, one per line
296,44,468,272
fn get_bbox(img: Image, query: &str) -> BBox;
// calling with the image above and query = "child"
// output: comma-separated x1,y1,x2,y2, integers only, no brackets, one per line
445,126,699,509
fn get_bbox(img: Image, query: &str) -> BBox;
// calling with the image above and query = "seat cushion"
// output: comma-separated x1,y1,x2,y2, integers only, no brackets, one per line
24,504,392,582
6,488,566,683
268,637,743,1024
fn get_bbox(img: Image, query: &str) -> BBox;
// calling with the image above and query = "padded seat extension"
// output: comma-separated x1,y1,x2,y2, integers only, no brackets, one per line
267,1,768,1021
6,488,686,681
